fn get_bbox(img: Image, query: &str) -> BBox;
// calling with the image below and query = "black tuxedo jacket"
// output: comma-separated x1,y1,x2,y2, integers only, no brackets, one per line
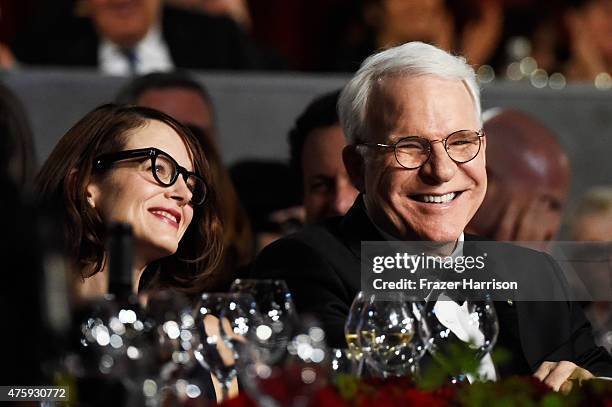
252,197,612,377
14,6,279,70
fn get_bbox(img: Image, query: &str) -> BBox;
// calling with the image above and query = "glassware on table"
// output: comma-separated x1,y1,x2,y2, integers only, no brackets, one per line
230,279,297,364
193,293,256,402
251,316,329,407
145,290,211,405
344,291,371,376
69,224,157,405
356,292,427,378
422,294,499,382
329,348,360,382
345,291,368,361
69,293,156,405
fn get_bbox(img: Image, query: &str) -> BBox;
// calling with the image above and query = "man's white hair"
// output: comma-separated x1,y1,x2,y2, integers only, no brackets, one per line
338,41,482,143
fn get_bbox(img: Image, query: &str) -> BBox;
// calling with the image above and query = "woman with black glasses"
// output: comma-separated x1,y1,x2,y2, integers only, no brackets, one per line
36,104,224,299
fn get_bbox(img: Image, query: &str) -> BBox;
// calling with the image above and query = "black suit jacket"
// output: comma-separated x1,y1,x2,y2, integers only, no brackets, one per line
251,197,612,377
14,6,280,70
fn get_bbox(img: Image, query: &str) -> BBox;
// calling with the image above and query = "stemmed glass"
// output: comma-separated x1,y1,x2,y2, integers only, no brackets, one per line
193,293,259,402
230,279,297,364
357,292,428,378
145,290,211,405
422,294,499,382
344,291,369,376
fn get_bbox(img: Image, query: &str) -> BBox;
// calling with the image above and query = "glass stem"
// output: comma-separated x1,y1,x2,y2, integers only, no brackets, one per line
221,379,231,401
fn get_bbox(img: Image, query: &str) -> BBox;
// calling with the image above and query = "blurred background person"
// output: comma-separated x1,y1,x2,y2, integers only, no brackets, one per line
165,0,252,31
467,108,572,241
570,186,612,352
0,81,37,186
117,71,217,145
562,0,612,81
230,160,303,253
288,90,358,224
12,0,279,75
117,71,253,288
329,0,503,71
571,186,612,242
0,74,52,387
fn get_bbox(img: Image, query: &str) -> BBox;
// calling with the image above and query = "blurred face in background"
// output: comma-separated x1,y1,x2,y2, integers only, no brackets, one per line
572,213,612,241
578,0,612,60
369,0,454,49
301,125,358,223
468,110,571,241
88,0,162,48
137,87,215,139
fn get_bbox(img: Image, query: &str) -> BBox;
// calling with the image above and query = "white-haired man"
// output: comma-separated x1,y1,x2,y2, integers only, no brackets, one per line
252,42,612,389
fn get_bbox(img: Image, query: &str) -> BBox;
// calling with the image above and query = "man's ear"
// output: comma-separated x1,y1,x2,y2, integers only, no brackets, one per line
343,144,366,193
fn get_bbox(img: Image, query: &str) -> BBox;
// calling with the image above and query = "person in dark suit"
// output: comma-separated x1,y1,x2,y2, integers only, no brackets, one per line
288,90,359,224
252,41,612,390
13,0,279,74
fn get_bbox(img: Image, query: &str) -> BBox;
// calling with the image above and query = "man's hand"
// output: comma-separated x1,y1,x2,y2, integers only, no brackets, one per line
534,361,594,394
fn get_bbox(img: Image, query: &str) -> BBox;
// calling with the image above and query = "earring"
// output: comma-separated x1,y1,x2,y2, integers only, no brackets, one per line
87,197,95,208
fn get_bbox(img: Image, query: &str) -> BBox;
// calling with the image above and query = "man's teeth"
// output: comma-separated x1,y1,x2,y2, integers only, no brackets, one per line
152,210,178,223
415,192,457,203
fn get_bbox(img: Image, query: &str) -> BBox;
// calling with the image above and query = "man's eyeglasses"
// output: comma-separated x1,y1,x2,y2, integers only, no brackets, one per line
357,129,485,169
94,147,208,205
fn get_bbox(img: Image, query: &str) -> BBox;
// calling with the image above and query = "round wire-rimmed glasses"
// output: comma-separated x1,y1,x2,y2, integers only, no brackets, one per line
357,129,485,170
94,147,208,205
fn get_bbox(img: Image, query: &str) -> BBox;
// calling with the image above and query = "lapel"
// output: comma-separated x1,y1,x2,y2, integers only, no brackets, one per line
338,195,384,260
465,235,571,370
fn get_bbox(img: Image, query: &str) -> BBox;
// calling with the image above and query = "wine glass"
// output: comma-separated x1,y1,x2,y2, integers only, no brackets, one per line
344,291,370,376
218,292,262,357
69,293,157,405
230,279,297,364
145,290,212,405
329,348,360,382
422,294,499,382
193,293,242,402
252,317,329,407
344,291,367,360
357,292,425,378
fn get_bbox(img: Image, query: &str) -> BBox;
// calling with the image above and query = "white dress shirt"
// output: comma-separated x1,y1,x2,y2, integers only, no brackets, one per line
98,25,174,76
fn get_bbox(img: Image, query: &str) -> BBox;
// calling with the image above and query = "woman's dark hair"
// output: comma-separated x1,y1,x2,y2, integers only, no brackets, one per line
35,104,224,294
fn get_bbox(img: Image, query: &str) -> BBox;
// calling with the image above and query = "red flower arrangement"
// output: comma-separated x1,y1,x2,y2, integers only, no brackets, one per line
219,375,612,407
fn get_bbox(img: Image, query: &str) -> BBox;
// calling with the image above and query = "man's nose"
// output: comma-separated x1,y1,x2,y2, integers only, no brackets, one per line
419,142,457,183
330,179,358,216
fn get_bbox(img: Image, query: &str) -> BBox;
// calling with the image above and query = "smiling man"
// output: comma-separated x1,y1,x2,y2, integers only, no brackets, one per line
252,42,612,389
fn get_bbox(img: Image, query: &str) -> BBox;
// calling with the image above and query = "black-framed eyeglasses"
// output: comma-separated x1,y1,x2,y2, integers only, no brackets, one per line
94,147,207,205
357,129,485,170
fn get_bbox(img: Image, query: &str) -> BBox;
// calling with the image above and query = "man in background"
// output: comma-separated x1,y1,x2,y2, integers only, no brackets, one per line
13,0,277,75
467,108,571,241
288,90,359,224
